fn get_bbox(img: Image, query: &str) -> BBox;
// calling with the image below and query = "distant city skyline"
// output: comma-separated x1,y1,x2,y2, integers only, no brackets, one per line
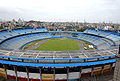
0,0,120,23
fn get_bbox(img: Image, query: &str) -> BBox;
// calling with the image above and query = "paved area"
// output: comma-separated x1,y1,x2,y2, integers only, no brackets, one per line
77,40,85,50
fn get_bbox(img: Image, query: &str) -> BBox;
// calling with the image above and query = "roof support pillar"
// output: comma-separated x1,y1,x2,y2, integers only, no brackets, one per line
53,67,55,81
91,66,94,76
101,65,104,74
110,63,113,71
26,66,29,81
67,67,69,81
39,67,42,81
79,67,82,81
13,66,18,81
3,64,8,79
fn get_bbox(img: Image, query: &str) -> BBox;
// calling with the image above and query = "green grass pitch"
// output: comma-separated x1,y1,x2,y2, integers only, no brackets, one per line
34,38,79,51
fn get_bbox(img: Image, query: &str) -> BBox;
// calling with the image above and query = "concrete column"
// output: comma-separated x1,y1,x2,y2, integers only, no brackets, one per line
8,58,10,61
3,64,8,79
53,67,55,81
39,67,42,81
37,60,39,63
113,45,120,81
13,66,18,81
26,67,29,81
79,67,82,81
22,59,24,62
91,66,94,76
84,59,86,62
110,63,113,71
101,65,104,74
67,67,69,81
113,58,120,81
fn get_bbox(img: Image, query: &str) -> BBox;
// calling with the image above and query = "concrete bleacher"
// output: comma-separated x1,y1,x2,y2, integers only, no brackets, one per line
0,33,51,50
0,28,118,50
84,29,120,45
0,32,110,50
0,28,47,43
78,33,110,50
101,38,114,46
84,29,112,36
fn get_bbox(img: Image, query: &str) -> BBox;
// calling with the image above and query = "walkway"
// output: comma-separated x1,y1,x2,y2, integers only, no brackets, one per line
77,40,85,50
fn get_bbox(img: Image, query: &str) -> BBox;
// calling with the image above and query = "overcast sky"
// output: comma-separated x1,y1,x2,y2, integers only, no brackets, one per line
0,0,120,23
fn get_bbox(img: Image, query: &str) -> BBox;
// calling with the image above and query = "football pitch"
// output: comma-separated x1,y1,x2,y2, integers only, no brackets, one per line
34,38,79,51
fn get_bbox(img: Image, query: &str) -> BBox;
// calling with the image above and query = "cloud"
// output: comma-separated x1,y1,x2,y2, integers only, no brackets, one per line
0,0,119,22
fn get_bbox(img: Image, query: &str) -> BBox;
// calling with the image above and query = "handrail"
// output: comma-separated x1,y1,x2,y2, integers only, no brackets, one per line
0,55,116,61
0,59,116,67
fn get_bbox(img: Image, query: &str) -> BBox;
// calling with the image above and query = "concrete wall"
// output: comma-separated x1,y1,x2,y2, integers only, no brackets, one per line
113,58,120,81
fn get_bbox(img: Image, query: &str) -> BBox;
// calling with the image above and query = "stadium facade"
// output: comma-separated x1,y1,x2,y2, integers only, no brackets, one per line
0,28,119,81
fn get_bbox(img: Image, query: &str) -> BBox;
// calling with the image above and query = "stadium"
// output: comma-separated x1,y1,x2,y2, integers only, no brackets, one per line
0,27,119,81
